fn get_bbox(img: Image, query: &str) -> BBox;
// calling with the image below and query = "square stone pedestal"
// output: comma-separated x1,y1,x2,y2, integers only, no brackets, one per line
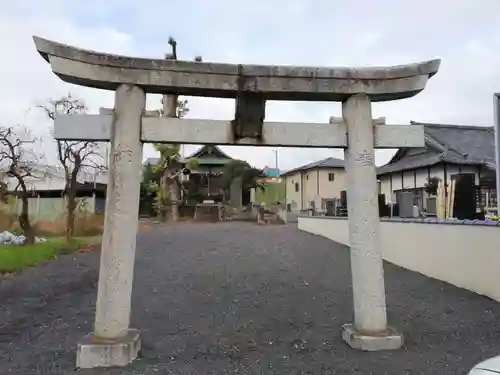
76,329,141,368
341,324,403,351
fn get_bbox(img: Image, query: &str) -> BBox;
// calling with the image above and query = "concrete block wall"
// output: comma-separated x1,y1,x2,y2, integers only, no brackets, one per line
298,216,500,302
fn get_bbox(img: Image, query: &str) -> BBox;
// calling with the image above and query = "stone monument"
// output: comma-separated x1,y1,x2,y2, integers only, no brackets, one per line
33,36,440,368
229,176,243,207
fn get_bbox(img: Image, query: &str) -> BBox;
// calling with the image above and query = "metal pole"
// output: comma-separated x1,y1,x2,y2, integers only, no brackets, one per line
275,149,279,173
274,149,279,203
494,94,500,214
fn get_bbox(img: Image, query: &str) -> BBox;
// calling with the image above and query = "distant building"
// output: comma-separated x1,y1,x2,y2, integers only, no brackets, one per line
258,166,282,184
281,157,345,213
182,145,235,202
377,121,497,213
279,121,497,217
144,145,247,204
0,164,107,221
262,166,280,177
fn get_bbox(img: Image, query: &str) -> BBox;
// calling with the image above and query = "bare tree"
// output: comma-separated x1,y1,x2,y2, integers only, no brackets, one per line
38,94,106,241
0,126,42,244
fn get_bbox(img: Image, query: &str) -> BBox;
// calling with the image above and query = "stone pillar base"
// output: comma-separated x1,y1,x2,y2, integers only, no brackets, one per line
76,329,141,369
341,324,403,351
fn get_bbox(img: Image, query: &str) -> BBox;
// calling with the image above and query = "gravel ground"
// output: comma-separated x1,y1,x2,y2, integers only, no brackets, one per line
1,222,500,374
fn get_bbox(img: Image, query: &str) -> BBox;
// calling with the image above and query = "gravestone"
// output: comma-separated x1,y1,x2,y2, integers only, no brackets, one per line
33,35,440,368
452,173,477,219
229,176,243,207
397,191,415,218
325,200,335,216
340,190,347,208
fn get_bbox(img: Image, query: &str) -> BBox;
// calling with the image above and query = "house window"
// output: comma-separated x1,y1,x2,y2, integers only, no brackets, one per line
306,174,309,180
295,182,299,192
328,172,335,182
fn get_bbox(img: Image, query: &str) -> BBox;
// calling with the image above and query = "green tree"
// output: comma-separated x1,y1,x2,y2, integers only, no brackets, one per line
220,159,266,202
180,177,204,204
424,176,441,196
153,144,199,221
139,162,160,216
140,163,159,200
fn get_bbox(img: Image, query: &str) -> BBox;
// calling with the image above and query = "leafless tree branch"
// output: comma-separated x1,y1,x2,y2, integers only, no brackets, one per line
38,94,106,241
0,125,43,244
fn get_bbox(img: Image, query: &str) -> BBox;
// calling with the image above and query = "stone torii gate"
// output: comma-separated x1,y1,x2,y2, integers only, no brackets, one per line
33,36,440,368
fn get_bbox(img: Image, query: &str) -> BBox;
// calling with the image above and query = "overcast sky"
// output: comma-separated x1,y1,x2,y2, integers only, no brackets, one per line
1,0,500,171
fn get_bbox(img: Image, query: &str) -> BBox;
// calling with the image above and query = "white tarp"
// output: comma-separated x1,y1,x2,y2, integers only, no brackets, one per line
0,231,46,245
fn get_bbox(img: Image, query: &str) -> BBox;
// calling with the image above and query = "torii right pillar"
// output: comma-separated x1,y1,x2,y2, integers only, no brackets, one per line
341,94,401,350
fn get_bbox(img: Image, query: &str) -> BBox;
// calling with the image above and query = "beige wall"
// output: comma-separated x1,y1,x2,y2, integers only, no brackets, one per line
285,171,302,211
285,168,346,210
299,216,500,302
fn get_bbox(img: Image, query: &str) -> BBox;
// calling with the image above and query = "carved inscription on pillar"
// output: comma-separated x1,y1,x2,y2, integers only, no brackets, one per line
355,150,374,167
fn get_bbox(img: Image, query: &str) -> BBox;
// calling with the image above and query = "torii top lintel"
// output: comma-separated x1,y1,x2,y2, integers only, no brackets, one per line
33,36,440,102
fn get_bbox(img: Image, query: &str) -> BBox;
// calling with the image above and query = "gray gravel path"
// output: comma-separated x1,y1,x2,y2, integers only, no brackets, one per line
1,222,499,374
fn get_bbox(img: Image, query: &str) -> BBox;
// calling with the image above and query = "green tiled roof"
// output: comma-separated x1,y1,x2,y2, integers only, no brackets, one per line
143,157,232,166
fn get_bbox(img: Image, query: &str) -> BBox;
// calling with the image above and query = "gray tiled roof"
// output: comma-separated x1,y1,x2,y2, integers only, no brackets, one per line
281,157,344,177
142,146,233,167
377,122,496,175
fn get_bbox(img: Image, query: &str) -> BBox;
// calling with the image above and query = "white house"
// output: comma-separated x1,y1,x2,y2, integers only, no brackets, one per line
377,121,497,212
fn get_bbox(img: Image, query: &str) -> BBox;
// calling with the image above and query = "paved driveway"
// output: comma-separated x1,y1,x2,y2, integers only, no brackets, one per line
1,222,499,374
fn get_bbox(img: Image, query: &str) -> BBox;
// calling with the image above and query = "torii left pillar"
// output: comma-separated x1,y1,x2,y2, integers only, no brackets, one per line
76,84,145,368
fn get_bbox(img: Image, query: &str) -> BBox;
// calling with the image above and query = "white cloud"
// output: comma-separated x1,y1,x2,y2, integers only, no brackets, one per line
1,0,500,171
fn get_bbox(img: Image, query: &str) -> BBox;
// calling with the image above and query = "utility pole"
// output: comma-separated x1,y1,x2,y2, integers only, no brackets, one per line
274,149,279,174
273,149,279,203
